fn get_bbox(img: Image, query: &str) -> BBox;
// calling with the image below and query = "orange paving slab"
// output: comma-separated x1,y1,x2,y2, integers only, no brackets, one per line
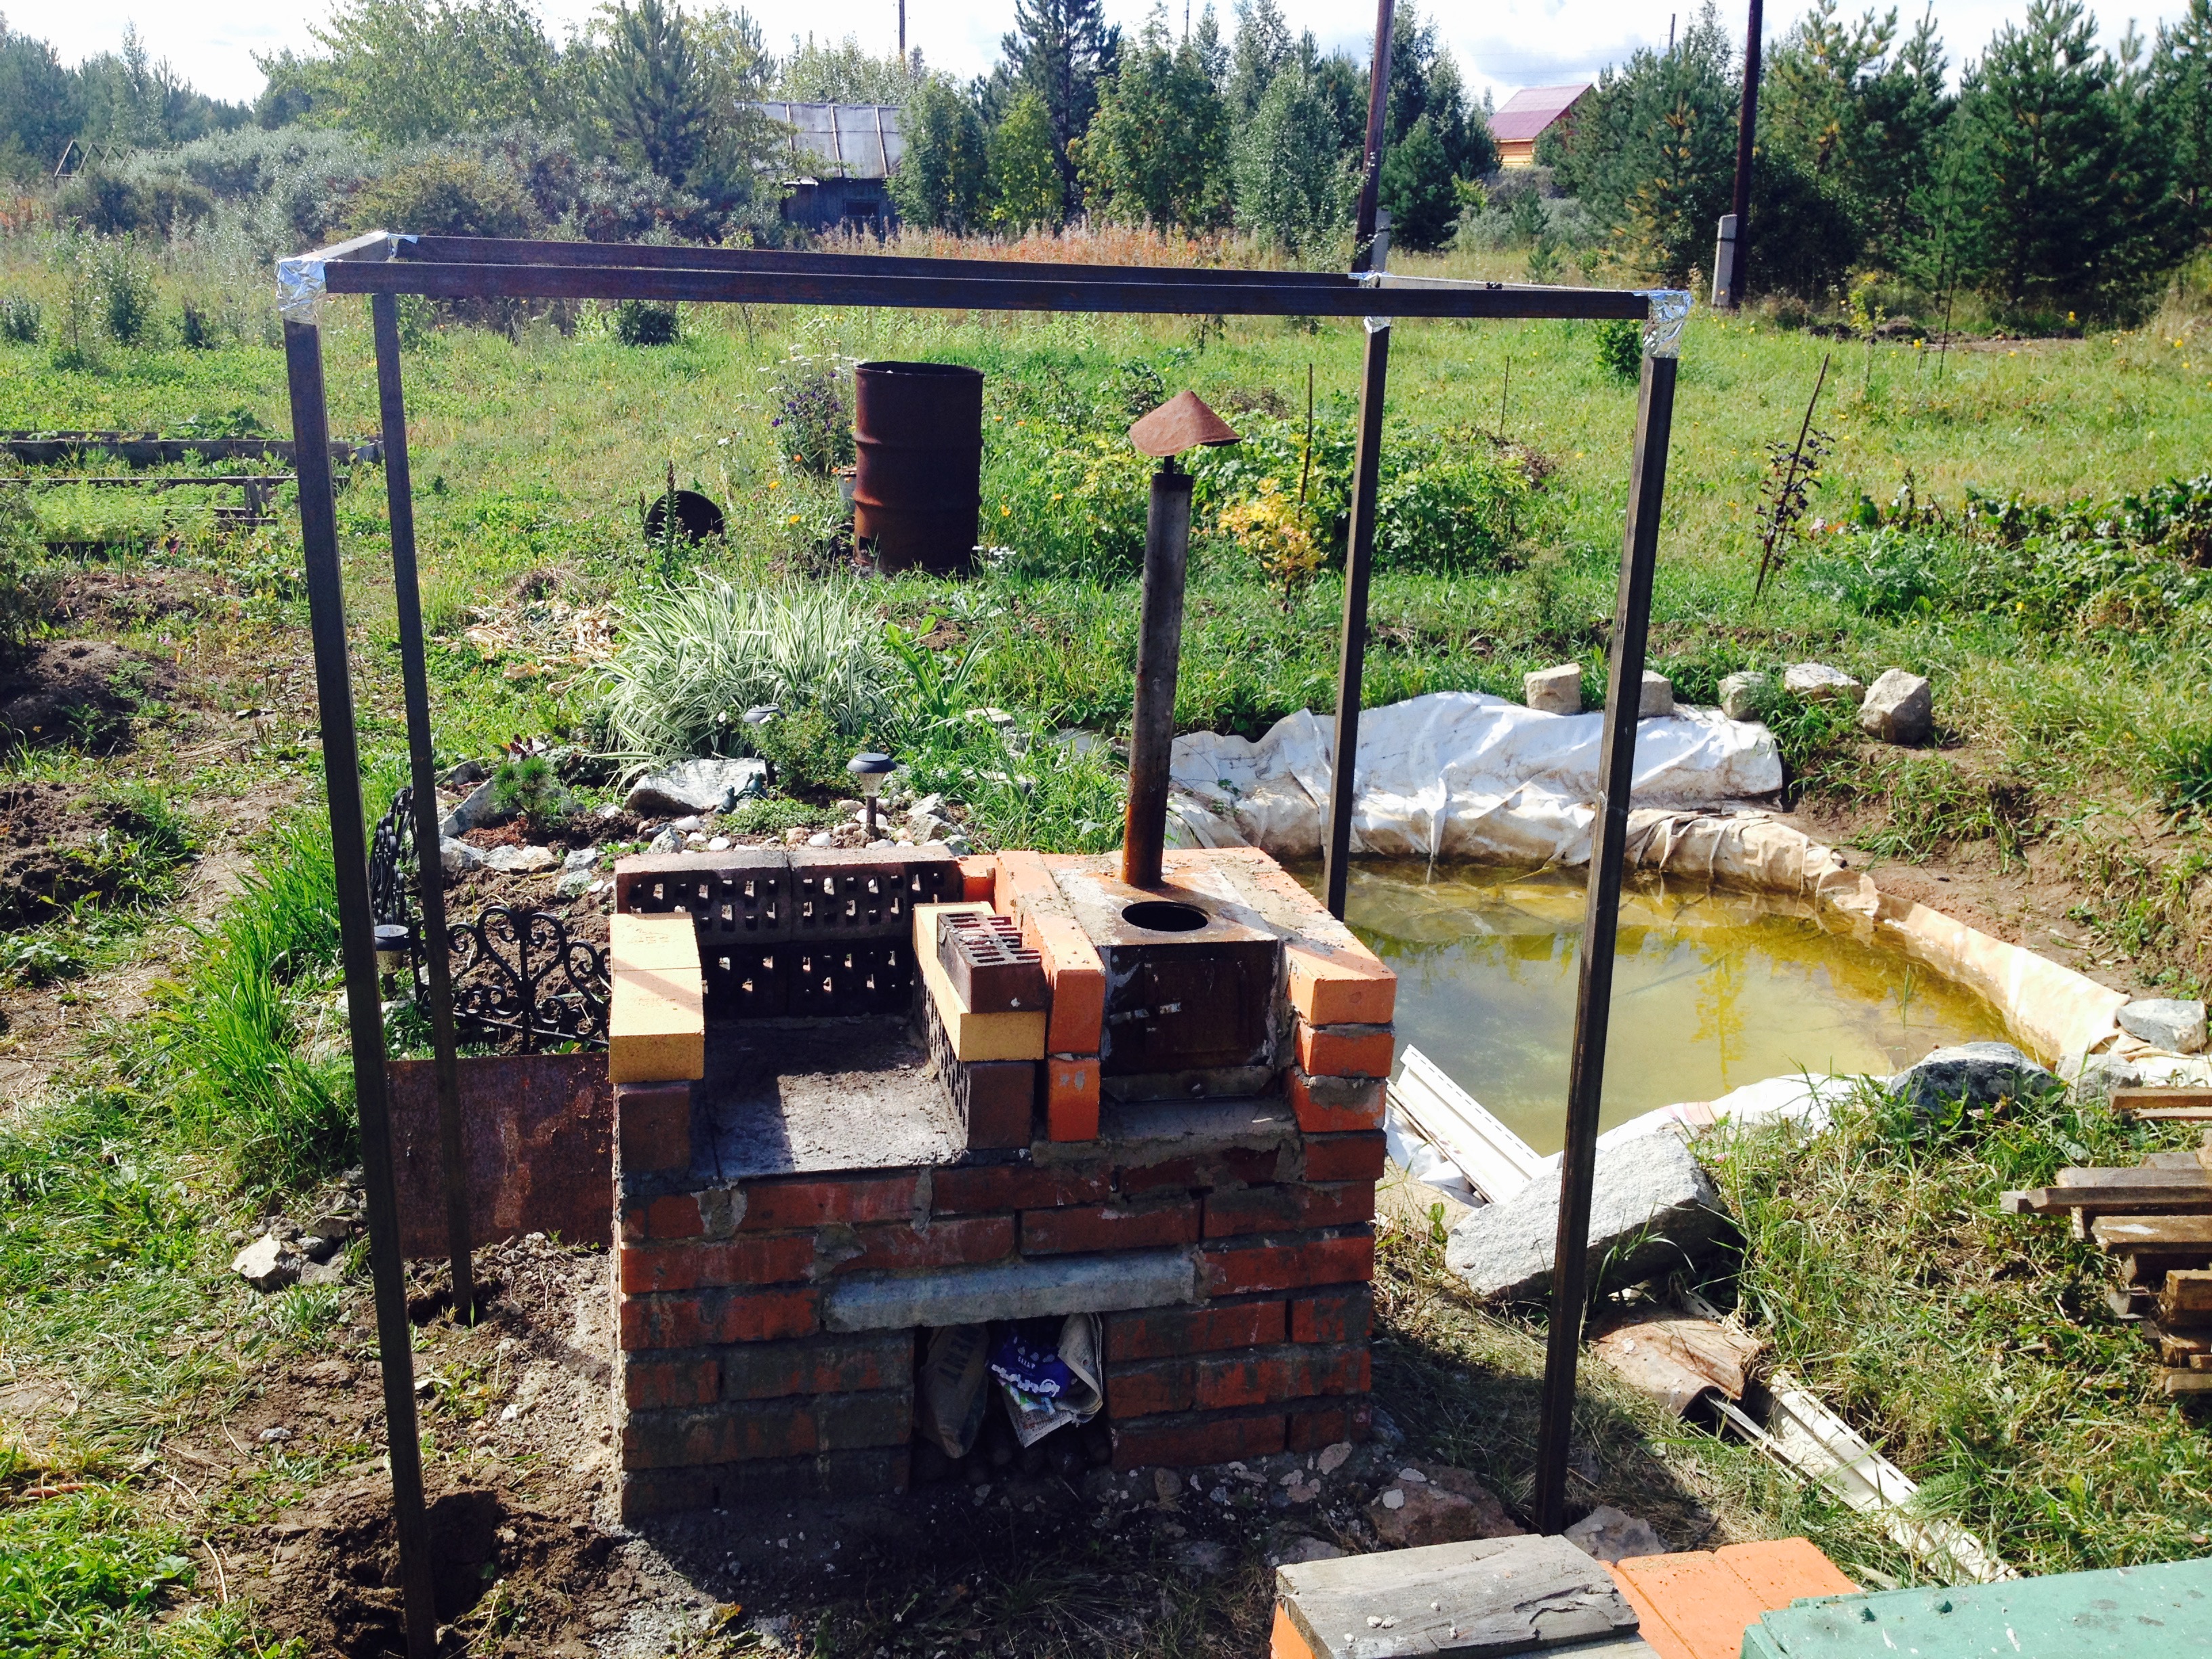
1608,1538,1858,1659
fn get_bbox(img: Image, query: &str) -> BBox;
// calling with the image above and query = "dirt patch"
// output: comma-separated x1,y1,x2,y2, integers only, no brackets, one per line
48,565,224,632
0,781,163,928
0,640,177,751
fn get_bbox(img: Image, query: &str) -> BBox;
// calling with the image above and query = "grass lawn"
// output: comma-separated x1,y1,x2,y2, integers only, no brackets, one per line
5,234,2212,1652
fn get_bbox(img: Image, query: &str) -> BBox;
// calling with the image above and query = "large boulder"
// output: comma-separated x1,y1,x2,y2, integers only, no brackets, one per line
2119,998,2208,1055
1444,1132,1729,1304
624,756,769,818
1858,669,1933,745
1888,1041,2060,1114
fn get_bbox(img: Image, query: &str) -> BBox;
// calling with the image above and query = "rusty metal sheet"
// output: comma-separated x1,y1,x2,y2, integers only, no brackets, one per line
1128,390,1240,457
386,1053,611,1257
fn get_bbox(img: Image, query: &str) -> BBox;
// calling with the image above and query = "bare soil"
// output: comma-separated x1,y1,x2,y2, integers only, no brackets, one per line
0,639,178,751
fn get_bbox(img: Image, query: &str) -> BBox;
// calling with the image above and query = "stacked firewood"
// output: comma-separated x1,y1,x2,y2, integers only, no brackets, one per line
2001,1088,2212,1397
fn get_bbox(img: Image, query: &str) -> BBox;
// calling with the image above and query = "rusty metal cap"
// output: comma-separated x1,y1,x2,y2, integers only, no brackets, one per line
1128,390,1241,457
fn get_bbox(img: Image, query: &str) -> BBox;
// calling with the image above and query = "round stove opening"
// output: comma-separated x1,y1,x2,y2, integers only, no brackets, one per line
1121,899,1208,933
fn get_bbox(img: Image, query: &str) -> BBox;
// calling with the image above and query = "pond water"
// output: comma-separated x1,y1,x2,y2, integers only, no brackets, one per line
1300,862,2013,1156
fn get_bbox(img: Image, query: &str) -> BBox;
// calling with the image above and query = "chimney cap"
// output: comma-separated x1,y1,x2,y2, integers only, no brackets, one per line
1128,390,1240,457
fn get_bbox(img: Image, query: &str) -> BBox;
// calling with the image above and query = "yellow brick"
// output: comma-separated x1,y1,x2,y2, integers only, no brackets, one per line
912,900,1048,1062
609,964,704,1084
609,912,701,972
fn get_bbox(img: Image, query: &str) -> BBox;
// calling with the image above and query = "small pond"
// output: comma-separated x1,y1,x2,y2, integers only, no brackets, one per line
1300,862,2013,1155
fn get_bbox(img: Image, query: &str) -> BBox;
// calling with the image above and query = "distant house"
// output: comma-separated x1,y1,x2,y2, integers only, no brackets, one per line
1491,83,1592,167
751,101,904,232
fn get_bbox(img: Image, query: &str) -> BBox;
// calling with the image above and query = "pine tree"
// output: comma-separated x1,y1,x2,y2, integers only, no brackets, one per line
888,74,988,230
1380,113,1456,248
1232,53,1348,251
596,0,710,186
2152,0,2212,229
1553,3,1738,284
1950,0,2188,319
992,0,1121,213
987,89,1063,231
1369,4,1497,180
1227,0,1293,115
1076,7,1231,229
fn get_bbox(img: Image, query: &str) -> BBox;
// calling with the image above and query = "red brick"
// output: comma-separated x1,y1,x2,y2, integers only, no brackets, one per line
931,1165,1111,1214
1223,1147,1287,1185
620,1286,819,1350
1104,1297,1287,1362
1022,1200,1200,1255
1286,1396,1372,1452
1303,1132,1387,1183
1294,1022,1395,1079
992,850,1061,920
1203,1182,1375,1239
1193,1345,1368,1410
1117,1158,1206,1197
1045,1055,1101,1141
844,1216,1014,1273
622,1401,815,1469
1286,938,1397,1027
1290,1283,1373,1345
738,1173,920,1231
1026,914,1105,1054
621,1204,648,1243
619,1447,909,1521
1286,1069,1386,1134
1197,1229,1375,1297
1109,1409,1286,1471
722,1332,912,1400
956,854,997,903
646,1194,703,1239
816,1389,914,1450
622,1355,720,1410
617,1082,693,1174
618,1233,815,1294
1105,1358,1194,1418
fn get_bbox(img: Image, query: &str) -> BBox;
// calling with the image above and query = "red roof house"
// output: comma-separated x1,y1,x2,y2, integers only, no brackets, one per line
1492,83,1593,166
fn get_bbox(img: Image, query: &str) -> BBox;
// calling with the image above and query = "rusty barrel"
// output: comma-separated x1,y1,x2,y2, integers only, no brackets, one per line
853,361,983,575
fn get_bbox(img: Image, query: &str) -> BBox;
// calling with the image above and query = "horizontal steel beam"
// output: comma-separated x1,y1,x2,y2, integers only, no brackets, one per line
314,257,1652,321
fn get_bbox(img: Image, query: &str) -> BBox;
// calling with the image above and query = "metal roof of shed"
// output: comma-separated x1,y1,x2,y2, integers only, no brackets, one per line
1492,83,1592,144
751,102,904,180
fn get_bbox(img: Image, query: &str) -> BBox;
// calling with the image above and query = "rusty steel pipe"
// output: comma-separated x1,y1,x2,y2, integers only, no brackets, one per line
1122,463,1191,890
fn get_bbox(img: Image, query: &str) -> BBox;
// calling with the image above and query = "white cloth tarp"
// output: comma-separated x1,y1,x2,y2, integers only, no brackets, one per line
1167,691,1786,867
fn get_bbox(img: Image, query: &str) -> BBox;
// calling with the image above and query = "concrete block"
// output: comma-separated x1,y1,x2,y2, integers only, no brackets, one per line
820,1245,1196,1330
1524,662,1582,715
2119,998,2208,1054
1639,670,1675,718
1858,668,1933,745
1718,670,1770,721
1443,1132,1727,1303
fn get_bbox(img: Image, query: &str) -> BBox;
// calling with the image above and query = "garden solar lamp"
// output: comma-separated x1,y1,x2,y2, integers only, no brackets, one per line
1122,392,1240,888
373,922,413,991
847,751,895,838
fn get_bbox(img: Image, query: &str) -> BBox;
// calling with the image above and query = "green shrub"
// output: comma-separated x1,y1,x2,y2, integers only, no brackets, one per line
752,703,859,796
1374,453,1534,573
721,795,830,836
600,576,896,760
0,295,38,344
348,154,535,239
613,300,680,346
1595,318,1641,382
94,239,158,348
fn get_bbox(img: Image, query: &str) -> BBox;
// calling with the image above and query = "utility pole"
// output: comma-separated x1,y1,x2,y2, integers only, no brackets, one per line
898,0,905,62
1719,0,1763,309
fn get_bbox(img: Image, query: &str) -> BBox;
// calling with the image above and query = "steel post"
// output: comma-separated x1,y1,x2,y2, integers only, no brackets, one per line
1532,349,1678,1536
371,293,476,1322
283,317,438,1659
1723,0,1764,308
1322,321,1391,922
1351,0,1397,270
1122,463,1192,890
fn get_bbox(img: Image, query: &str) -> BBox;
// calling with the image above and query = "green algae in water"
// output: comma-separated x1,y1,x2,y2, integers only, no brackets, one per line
1307,861,2014,1157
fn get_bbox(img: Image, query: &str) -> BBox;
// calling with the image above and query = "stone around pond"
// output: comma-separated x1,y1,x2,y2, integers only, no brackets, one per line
1524,663,1582,715
1859,668,1933,745
1366,1462,1525,1549
623,756,768,817
1889,1041,2058,1113
1783,661,1864,704
1719,670,1770,721
1638,670,1675,718
2120,998,2209,1054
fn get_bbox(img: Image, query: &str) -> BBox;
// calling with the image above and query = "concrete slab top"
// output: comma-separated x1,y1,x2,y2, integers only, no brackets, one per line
692,1018,964,1182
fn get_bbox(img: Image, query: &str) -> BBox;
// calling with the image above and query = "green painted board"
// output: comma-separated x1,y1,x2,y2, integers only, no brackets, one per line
1741,1556,2212,1659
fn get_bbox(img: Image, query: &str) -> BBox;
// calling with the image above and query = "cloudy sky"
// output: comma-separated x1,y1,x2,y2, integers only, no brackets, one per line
24,0,2196,112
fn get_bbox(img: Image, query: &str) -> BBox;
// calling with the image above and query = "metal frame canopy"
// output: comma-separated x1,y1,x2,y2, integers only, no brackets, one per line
275,230,1688,1656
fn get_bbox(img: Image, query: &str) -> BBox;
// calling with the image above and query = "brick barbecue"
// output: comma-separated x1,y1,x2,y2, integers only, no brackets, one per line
604,841,1395,1522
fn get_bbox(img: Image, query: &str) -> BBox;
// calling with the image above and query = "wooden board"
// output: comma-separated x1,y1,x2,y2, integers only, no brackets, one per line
2094,1216,2212,1248
1275,1534,1638,1659
2113,1088,2212,1119
2162,1368,2212,1394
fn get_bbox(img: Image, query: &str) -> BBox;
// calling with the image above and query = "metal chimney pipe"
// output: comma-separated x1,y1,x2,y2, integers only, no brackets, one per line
1123,460,1191,889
